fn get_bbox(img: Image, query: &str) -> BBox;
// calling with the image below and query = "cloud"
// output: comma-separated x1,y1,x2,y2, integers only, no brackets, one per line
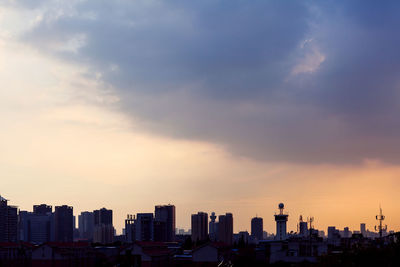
7,0,400,163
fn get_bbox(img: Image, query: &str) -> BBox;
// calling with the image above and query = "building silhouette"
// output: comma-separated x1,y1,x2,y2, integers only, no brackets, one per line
209,212,218,241
135,213,154,241
33,204,52,215
191,212,208,242
54,205,73,242
19,205,53,244
274,203,288,241
360,223,366,237
94,208,113,226
78,211,94,240
93,208,114,244
0,196,18,242
298,215,308,237
154,205,175,242
251,216,263,241
125,214,135,243
217,213,233,245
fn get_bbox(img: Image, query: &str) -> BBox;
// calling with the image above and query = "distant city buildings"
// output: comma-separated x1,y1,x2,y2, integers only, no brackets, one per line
251,216,263,241
135,213,154,241
274,203,288,241
154,205,176,242
125,214,135,243
217,213,233,245
0,191,395,265
78,211,94,240
93,208,114,244
191,212,208,242
19,205,53,244
298,215,308,237
0,196,18,242
209,212,218,241
360,223,366,237
54,205,73,242
33,204,52,215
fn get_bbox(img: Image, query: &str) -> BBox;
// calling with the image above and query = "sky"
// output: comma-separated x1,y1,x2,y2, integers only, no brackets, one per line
1,0,400,234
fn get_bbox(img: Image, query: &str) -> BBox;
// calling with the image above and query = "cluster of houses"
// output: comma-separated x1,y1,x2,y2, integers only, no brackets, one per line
0,232,398,266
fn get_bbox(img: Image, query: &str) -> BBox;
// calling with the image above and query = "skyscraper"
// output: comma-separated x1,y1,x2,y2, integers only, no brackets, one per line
251,217,263,241
274,203,288,241
0,196,18,243
135,213,154,241
191,212,208,242
209,212,218,241
78,211,94,240
218,213,233,245
33,204,52,215
54,205,73,242
125,214,135,243
19,205,53,244
93,208,114,244
94,208,113,226
154,205,175,242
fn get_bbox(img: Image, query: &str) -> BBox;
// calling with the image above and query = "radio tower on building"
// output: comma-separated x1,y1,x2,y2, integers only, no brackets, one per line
274,203,288,241
375,205,387,238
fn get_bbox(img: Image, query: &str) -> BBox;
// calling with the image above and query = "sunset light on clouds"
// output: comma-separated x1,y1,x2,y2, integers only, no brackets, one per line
1,0,400,235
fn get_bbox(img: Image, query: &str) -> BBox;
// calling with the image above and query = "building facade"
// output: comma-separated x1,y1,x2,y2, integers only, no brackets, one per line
78,211,94,240
191,212,208,242
154,205,175,242
218,213,233,245
274,203,288,241
54,205,73,242
0,196,18,242
251,217,263,241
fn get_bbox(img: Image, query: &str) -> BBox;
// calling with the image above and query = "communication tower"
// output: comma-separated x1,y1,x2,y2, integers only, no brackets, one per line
375,205,387,238
274,203,288,240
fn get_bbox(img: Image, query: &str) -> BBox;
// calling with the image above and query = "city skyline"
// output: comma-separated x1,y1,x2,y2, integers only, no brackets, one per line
2,0,400,238
1,194,394,237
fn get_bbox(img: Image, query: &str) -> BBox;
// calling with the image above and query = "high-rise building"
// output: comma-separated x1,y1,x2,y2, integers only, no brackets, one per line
135,213,154,241
93,224,114,244
217,213,233,245
251,217,263,241
274,203,288,241
33,204,52,215
78,211,94,240
343,227,350,238
0,196,18,243
360,223,366,237
154,205,175,242
94,208,113,226
19,207,52,244
93,208,114,244
209,212,218,241
54,205,73,242
327,226,339,239
298,215,308,237
125,214,135,243
191,212,208,242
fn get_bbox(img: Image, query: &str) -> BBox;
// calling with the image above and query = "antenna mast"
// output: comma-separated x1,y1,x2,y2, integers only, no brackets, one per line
375,205,387,238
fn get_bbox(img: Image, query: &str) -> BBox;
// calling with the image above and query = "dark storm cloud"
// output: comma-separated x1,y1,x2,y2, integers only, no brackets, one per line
12,0,400,163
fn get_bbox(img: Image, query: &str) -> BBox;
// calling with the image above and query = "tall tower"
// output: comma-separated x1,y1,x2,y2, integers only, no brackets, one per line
274,203,288,241
375,206,387,238
209,212,218,241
